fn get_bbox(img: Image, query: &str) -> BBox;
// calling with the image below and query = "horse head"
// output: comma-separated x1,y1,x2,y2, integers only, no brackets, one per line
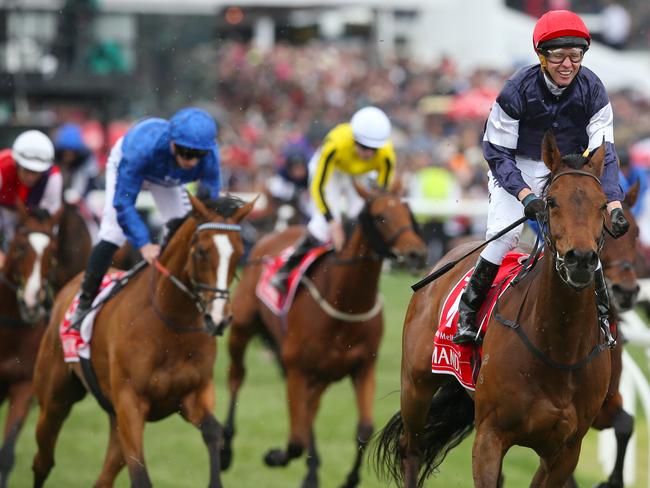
354,179,427,272
184,193,255,335
541,131,608,289
601,181,640,311
5,202,62,324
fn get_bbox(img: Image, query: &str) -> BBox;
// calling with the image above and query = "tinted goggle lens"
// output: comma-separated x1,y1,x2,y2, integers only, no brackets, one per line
175,144,208,159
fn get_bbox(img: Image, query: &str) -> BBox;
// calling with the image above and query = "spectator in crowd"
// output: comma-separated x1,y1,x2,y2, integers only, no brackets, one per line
0,131,62,268
453,10,629,345
598,0,632,50
69,107,222,327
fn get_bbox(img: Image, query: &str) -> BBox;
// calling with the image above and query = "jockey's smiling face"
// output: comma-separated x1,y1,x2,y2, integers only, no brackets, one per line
171,142,207,170
544,47,584,87
17,166,44,188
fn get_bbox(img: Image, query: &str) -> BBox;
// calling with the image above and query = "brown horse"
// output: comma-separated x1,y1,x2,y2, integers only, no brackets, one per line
31,194,254,488
572,181,641,488
375,133,614,487
221,182,427,487
0,205,62,488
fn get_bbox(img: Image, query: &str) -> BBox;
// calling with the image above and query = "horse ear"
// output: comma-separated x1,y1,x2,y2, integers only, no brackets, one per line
353,180,370,200
625,179,640,208
232,196,258,223
389,176,404,196
541,131,562,173
587,138,606,178
188,192,212,220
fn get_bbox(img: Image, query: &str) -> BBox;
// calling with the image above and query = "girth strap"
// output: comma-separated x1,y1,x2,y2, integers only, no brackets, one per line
80,357,115,415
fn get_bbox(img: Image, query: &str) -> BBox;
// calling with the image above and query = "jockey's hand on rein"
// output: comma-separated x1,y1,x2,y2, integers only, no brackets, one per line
522,194,546,220
610,208,630,238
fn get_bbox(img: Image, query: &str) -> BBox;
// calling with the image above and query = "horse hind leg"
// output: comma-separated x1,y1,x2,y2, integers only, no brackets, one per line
0,381,33,488
221,312,262,470
32,332,86,488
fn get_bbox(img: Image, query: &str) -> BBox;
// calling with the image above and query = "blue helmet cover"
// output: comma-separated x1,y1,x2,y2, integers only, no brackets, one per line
55,123,87,152
169,107,217,151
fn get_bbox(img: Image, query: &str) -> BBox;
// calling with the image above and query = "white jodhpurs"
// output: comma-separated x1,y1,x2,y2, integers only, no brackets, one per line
480,158,549,265
97,138,192,247
306,149,368,243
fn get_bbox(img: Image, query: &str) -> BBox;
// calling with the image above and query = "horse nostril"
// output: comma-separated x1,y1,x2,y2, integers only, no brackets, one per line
565,250,597,269
564,250,577,267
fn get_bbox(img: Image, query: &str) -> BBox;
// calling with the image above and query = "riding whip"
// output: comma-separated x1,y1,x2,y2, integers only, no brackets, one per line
411,216,528,292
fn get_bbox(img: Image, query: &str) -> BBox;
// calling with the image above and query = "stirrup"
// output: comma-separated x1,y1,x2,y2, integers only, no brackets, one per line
600,317,616,349
69,304,91,331
452,326,480,345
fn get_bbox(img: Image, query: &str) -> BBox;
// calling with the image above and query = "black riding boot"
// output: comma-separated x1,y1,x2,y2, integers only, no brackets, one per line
271,233,318,294
452,257,500,345
595,266,616,347
69,240,119,330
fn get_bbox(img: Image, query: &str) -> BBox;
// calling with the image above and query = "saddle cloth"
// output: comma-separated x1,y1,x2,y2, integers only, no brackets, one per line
256,244,331,316
431,252,533,391
60,271,126,363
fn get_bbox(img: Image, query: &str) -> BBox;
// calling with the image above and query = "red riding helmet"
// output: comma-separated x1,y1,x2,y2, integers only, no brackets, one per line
533,10,591,51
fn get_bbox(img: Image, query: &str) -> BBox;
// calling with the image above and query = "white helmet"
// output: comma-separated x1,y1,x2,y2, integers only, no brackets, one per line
351,106,391,149
12,130,55,172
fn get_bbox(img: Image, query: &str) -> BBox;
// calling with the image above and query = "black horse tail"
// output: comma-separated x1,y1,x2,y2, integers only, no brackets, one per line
373,381,475,487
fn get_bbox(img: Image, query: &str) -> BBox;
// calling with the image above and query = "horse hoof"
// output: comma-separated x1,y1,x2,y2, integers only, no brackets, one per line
219,446,232,471
264,448,288,467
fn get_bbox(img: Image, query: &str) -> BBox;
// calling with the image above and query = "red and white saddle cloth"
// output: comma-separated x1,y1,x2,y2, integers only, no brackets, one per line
60,271,126,363
256,244,331,316
432,252,535,391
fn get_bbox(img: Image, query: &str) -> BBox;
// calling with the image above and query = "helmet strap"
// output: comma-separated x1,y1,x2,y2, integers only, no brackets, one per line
537,52,548,71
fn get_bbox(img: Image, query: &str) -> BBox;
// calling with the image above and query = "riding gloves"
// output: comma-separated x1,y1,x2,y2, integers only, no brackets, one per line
522,194,546,220
610,208,630,238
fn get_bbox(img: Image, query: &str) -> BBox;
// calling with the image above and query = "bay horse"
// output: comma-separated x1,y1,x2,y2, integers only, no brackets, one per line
221,182,427,487
568,181,641,488
375,133,613,487
31,194,254,488
0,204,62,488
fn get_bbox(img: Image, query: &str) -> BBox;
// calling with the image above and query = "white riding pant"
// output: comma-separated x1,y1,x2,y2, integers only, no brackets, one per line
480,158,549,265
97,138,191,247
306,149,368,243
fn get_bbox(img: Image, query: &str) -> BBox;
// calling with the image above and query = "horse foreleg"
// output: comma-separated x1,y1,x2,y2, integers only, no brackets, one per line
472,425,507,488
0,381,32,488
94,416,125,488
340,363,376,488
534,444,582,488
180,382,222,488
594,407,634,488
114,390,151,488
302,430,320,488
222,316,257,470
265,369,321,468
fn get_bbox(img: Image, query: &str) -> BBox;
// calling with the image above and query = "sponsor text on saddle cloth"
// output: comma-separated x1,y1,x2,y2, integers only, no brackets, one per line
60,271,126,363
432,252,532,391
257,244,331,316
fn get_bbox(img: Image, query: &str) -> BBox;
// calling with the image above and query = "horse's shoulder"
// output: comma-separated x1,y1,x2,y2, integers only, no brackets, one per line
251,225,306,258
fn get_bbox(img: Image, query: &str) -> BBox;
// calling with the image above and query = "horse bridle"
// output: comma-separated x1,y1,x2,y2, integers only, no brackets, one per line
151,221,242,335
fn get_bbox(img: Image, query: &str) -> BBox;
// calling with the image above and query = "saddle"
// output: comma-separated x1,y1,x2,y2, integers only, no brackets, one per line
431,252,533,390
256,244,331,316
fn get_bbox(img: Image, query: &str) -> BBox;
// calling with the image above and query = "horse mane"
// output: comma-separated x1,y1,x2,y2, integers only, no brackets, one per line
542,153,589,196
162,194,245,248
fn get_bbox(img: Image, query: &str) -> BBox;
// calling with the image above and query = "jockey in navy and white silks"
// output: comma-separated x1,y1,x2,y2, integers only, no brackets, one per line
452,10,629,345
70,107,221,328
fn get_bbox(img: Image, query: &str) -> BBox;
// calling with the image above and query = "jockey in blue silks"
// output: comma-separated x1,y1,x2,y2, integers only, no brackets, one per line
70,107,221,327
452,10,630,345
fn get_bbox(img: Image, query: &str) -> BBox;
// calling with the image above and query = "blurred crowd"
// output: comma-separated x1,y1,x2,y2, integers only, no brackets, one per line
47,40,650,263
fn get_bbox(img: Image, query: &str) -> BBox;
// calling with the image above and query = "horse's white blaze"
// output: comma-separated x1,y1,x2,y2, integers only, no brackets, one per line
210,234,233,323
24,232,50,308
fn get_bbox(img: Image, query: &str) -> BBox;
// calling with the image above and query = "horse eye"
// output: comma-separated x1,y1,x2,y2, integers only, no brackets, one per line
374,214,386,224
546,197,558,209
196,246,209,259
